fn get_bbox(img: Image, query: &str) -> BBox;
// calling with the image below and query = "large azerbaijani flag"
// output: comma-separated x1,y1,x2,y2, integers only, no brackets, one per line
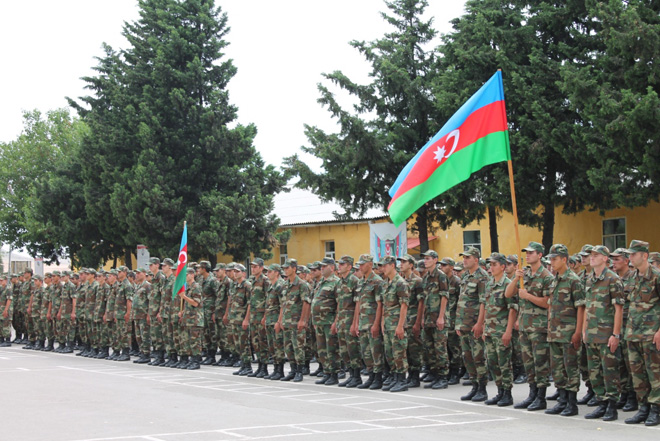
388,71,511,226
172,222,188,300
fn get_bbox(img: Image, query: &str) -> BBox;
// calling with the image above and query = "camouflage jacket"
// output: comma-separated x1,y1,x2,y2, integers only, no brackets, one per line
29,286,44,318
518,265,553,333
446,273,461,328
149,271,165,317
265,277,286,325
249,273,270,323
336,273,359,327
182,281,203,327
619,269,635,329
85,281,99,319
405,272,424,329
625,265,660,341
76,282,87,320
159,274,176,319
381,274,410,331
61,281,77,315
584,268,624,344
312,275,339,327
455,267,489,332
0,285,13,316
547,269,585,343
357,271,383,331
113,278,134,319
422,267,448,328
93,283,109,322
214,275,231,318
281,275,311,328
131,281,151,321
228,278,252,325
105,282,117,321
484,275,516,337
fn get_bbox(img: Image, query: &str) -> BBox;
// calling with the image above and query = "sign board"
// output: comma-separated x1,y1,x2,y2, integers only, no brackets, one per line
369,223,407,262
136,245,150,270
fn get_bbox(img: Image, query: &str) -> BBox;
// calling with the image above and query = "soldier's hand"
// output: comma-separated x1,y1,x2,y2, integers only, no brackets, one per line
502,330,512,347
2,311,7,319
330,323,337,335
456,329,462,337
242,320,249,331
518,289,529,300
297,320,306,332
147,316,150,325
261,317,265,327
515,268,524,279
350,323,358,337
472,323,483,339
47,313,51,321
157,313,162,323
395,325,404,340
571,331,582,350
514,320,519,331
608,335,619,353
27,308,31,315
71,312,76,321
223,316,229,326
57,313,61,321
654,331,660,351
275,322,282,333
435,317,444,331
370,324,380,339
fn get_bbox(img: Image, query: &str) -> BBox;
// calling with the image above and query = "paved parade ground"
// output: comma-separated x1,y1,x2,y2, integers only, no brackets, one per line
1,345,658,441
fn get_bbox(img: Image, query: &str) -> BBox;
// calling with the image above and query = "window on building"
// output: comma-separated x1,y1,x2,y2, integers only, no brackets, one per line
603,218,626,251
325,240,335,259
279,243,288,265
463,230,481,252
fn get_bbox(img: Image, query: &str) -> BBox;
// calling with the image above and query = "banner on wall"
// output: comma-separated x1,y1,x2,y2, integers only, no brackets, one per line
370,223,407,262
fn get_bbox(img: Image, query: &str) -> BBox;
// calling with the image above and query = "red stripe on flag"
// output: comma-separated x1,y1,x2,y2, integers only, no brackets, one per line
389,100,507,206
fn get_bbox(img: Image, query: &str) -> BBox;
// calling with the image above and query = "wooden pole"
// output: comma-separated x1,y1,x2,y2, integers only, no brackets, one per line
180,220,187,311
507,160,525,288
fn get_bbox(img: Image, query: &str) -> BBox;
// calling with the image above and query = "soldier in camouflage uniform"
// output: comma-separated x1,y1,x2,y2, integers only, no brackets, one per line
439,257,463,385
576,244,596,405
456,246,490,402
93,271,110,359
582,245,625,421
397,254,424,388
9,274,23,344
355,254,384,389
131,268,152,364
175,268,204,370
213,263,232,366
19,269,34,347
75,270,88,354
26,275,45,349
195,261,218,366
622,240,660,426
47,271,63,351
104,270,120,360
263,263,286,380
84,270,100,357
248,258,270,377
222,263,239,366
0,276,13,346
379,255,410,393
610,248,638,411
56,272,77,353
483,253,517,407
147,258,166,366
228,264,253,375
113,266,134,361
38,273,54,351
158,259,177,366
506,241,554,411
277,259,311,382
505,255,525,384
311,258,341,386
544,244,585,417
335,255,362,388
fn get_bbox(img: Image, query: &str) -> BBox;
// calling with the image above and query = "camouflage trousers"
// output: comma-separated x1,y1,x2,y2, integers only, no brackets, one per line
359,328,384,373
305,325,316,362
113,319,130,349
585,343,621,401
422,326,448,375
460,332,487,382
384,328,408,374
620,338,634,395
174,318,186,354
77,319,87,345
29,315,41,341
105,321,115,349
163,318,174,354
12,311,25,337
549,341,581,392
57,318,76,344
580,342,590,382
266,323,285,363
627,340,660,405
24,315,34,341
93,321,111,347
1,317,11,339
214,318,227,353
180,325,202,356
232,323,251,364
485,334,513,389
314,324,339,373
250,322,268,362
407,329,424,371
133,319,151,355
150,316,164,351
519,330,550,387
202,306,216,351
511,329,524,371
337,325,361,369
284,327,306,365
448,328,463,370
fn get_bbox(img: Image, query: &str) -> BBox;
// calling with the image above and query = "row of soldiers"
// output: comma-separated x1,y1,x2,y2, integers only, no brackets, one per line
1,240,659,426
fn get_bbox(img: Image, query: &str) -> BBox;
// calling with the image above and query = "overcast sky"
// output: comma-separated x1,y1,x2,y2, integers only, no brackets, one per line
0,0,466,169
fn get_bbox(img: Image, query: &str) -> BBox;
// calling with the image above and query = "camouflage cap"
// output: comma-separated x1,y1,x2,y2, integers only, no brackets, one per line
417,260,426,269
61,271,71,277
148,257,161,265
162,258,175,267
568,255,578,265
372,261,380,268
308,261,320,270
454,263,464,271
198,260,212,270
547,244,569,258
225,262,236,270
479,258,487,267
297,266,310,274
460,246,481,258
250,257,265,267
234,263,246,272
45,272,52,278
267,263,282,272
189,261,199,268
609,248,629,258
649,252,660,263
591,245,610,257
0,275,6,281
319,257,335,267
381,255,397,265
439,257,456,267
72,273,80,279
23,267,34,274
118,265,129,272
579,244,594,256
541,257,550,265
33,274,43,281
135,267,148,274
421,250,439,258
522,241,545,254
108,269,118,276
87,269,97,276
487,252,507,265
397,254,416,264
186,267,195,275
358,254,374,265
337,255,354,265
214,263,226,271
626,240,650,254
281,258,298,268
506,254,519,265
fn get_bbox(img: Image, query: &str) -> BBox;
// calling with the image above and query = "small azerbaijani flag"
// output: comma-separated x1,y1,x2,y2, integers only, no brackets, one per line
388,71,511,226
172,222,188,300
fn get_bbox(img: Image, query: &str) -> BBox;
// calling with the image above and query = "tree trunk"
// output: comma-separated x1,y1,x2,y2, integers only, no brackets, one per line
541,201,555,254
124,247,133,270
488,205,499,252
416,205,429,253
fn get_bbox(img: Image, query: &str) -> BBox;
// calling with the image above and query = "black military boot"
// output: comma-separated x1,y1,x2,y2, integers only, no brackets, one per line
44,340,54,352
603,399,618,421
584,400,608,419
62,341,74,353
338,367,354,387
232,361,245,375
623,393,639,412
301,361,311,376
281,363,297,381
461,383,479,401
423,371,438,389
293,365,304,382
625,403,650,424
645,404,660,426
0,337,8,347
248,362,262,377
527,386,547,411
422,371,436,384
514,383,538,409
577,384,595,405
240,362,253,376
269,363,283,381
448,368,460,385
315,372,330,384
369,372,383,390
134,352,150,364
545,389,567,414
616,392,628,409
432,375,449,390
358,372,375,389
187,355,201,370
258,363,269,379
513,371,528,384
97,347,110,359
324,372,339,386
346,368,362,388
471,378,488,402
390,373,409,393
166,353,179,367
201,349,216,366
547,388,561,401
310,363,323,377
33,340,44,350
560,391,579,416
498,388,514,407
383,372,399,392
147,350,159,365
23,340,35,349
89,347,99,358
485,387,503,405
117,347,131,361
177,355,190,369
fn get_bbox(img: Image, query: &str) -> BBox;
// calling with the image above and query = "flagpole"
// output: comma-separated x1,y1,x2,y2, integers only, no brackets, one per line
180,221,186,311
